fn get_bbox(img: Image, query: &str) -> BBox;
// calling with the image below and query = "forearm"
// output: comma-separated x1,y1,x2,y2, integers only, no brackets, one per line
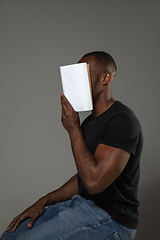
69,128,98,193
60,94,98,193
36,174,78,207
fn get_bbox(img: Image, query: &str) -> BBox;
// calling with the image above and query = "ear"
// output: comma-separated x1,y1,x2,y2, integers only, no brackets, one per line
102,72,112,85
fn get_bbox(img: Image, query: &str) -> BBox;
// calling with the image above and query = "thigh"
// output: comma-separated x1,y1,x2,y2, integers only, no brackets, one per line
17,195,133,240
1,196,136,240
54,196,135,240
14,196,109,240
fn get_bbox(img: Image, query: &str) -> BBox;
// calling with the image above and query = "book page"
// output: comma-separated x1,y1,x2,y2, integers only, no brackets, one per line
60,62,93,112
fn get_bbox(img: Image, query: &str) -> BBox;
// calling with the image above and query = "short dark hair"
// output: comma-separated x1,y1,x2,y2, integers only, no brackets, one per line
82,51,117,73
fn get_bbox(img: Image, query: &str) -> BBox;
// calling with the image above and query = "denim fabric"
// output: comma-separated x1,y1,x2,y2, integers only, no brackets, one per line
1,195,136,240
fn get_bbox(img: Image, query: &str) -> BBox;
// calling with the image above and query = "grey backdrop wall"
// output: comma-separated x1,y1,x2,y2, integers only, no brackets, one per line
0,1,160,239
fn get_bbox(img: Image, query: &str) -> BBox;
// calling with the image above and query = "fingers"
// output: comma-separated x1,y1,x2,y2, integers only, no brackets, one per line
6,215,20,232
13,213,29,232
61,94,70,117
5,202,45,232
60,94,80,133
61,94,77,119
61,94,74,111
61,93,68,103
6,211,36,232
6,213,38,232
27,214,39,228
6,214,25,232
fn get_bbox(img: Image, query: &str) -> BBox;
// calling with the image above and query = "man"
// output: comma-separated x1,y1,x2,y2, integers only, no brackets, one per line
1,51,143,240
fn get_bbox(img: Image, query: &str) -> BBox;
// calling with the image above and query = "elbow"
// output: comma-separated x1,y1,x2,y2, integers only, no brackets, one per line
85,176,113,195
87,188,99,195
85,181,102,195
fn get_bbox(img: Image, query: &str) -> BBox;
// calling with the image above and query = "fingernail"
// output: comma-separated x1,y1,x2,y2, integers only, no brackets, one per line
28,223,32,228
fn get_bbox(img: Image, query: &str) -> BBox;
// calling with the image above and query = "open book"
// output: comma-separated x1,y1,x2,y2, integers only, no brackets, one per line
60,62,93,112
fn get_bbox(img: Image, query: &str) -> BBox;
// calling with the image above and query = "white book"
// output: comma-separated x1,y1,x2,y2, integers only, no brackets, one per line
60,62,93,112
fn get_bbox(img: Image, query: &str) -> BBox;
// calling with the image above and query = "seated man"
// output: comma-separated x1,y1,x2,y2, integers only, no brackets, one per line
1,51,143,240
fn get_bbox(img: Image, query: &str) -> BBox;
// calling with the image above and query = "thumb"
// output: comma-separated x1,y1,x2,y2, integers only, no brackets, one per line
27,216,37,229
28,222,33,228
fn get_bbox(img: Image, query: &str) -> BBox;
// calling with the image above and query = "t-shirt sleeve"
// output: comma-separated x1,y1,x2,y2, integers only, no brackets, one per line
100,113,140,155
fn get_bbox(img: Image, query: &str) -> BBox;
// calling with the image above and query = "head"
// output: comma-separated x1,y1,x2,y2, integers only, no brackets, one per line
78,51,117,102
82,51,117,74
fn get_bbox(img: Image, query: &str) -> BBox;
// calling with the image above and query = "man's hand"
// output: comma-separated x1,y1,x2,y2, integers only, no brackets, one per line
6,174,78,233
6,200,45,232
61,94,81,134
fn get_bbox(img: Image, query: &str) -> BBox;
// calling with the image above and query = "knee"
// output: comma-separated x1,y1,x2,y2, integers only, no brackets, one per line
0,229,13,240
0,232,6,240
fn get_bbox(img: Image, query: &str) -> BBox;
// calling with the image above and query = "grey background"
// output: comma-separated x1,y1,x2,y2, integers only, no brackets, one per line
0,0,159,239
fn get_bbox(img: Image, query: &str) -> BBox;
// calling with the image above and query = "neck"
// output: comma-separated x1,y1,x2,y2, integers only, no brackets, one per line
90,92,116,122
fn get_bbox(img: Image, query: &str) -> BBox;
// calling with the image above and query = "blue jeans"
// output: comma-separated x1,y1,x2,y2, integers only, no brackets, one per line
1,195,136,240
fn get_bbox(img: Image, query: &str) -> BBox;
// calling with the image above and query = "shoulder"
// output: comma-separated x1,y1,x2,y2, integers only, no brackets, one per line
101,101,143,154
108,101,142,132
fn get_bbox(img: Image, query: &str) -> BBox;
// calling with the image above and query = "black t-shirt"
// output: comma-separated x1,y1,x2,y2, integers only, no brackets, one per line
78,101,143,229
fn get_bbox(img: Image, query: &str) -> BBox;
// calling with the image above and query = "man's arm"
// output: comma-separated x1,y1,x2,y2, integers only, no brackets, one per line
61,94,130,195
44,174,78,206
6,174,78,232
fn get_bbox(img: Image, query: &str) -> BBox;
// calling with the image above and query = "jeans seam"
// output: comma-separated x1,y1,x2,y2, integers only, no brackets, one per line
122,226,134,240
106,232,120,240
91,201,110,219
65,195,78,208
57,227,87,240
57,218,111,240
88,217,112,229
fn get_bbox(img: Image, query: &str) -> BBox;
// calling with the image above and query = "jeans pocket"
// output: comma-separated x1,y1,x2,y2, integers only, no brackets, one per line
106,232,120,240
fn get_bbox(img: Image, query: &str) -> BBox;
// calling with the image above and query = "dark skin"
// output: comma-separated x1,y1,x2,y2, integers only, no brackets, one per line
6,175,78,232
6,55,130,232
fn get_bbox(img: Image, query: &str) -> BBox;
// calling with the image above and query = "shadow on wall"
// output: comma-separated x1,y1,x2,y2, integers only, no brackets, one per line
135,177,159,240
